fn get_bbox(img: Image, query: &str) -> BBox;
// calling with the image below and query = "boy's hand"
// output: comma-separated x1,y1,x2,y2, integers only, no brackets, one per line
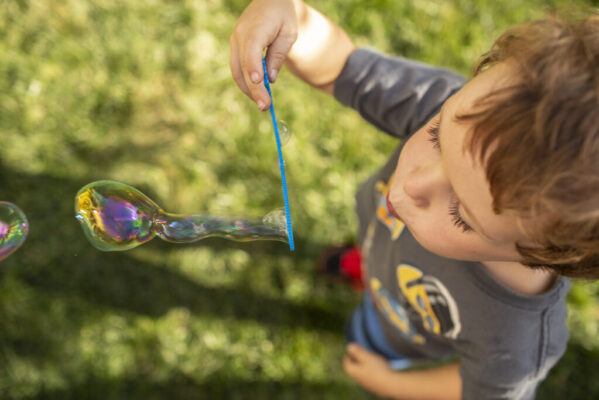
343,343,396,398
230,0,299,110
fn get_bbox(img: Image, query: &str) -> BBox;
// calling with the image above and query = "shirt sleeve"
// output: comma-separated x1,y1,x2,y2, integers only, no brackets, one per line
456,303,569,400
333,48,466,139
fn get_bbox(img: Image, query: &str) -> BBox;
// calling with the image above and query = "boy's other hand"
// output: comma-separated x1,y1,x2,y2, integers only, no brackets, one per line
230,0,298,110
343,343,396,398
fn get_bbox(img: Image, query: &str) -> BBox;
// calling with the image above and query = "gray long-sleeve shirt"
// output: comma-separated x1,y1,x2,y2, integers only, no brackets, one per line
334,48,570,400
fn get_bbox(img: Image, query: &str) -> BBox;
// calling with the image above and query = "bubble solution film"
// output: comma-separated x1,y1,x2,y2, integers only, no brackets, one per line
75,180,289,252
0,202,29,262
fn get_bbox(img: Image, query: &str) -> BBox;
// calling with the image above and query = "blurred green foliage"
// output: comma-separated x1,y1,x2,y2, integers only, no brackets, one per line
0,0,598,398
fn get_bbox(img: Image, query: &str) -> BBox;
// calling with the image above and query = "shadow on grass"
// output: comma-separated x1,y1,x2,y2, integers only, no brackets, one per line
20,249,345,333
22,374,373,400
14,342,599,400
0,162,360,400
0,163,346,333
4,342,597,400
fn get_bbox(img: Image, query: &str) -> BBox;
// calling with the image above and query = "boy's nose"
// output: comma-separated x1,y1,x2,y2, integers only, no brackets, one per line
403,162,446,209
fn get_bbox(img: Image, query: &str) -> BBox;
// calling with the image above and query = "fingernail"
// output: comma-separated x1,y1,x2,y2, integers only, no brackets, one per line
269,69,278,82
251,72,260,84
257,100,265,110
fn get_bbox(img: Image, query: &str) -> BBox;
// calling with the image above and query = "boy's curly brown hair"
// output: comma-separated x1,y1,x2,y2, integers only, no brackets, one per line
459,14,599,278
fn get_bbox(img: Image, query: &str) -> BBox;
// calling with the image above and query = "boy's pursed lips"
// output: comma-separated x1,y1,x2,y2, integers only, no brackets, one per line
386,194,403,222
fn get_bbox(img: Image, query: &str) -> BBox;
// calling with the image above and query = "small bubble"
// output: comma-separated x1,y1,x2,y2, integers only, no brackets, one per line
0,202,29,262
277,120,292,146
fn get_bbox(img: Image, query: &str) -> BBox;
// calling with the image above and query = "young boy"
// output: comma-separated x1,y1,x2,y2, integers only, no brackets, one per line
230,1,599,398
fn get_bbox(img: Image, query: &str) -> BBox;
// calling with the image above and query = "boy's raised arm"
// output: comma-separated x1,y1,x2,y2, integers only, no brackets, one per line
230,0,356,110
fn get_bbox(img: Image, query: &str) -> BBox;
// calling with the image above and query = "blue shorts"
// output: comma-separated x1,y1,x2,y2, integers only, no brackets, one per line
345,292,415,370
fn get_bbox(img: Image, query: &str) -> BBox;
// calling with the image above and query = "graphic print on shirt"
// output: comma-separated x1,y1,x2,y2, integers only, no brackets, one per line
375,179,404,240
360,177,404,275
370,264,462,343
370,277,426,344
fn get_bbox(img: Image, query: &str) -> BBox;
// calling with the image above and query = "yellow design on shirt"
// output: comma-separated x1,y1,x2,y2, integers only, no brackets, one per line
397,265,442,334
370,277,426,344
375,178,404,240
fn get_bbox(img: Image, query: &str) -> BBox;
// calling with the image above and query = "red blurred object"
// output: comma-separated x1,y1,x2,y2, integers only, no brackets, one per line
318,244,364,290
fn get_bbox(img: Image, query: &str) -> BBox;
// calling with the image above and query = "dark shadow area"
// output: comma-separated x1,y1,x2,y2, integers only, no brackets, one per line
0,162,344,331
13,341,599,400
18,374,374,400
18,249,345,333
537,341,599,400
0,162,355,398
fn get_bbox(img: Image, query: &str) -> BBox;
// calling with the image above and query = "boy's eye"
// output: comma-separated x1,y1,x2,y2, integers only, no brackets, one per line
426,118,472,234
449,198,473,233
427,120,441,150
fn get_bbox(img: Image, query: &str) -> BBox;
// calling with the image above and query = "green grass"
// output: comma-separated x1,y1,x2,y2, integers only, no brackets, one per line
1,0,598,398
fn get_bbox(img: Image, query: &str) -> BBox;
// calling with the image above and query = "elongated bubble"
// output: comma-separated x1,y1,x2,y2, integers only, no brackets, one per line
0,202,29,261
75,180,288,251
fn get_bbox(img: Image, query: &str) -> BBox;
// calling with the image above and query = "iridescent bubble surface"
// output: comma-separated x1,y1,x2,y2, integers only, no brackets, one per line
75,180,289,251
0,202,29,261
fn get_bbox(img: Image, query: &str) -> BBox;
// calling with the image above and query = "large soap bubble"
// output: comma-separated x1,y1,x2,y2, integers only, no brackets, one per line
75,180,288,251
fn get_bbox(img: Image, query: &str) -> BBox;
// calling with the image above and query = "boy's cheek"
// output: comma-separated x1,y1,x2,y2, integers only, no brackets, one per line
408,217,486,260
410,219,457,255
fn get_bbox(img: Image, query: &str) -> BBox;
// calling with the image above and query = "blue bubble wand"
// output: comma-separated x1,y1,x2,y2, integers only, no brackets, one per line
262,58,294,251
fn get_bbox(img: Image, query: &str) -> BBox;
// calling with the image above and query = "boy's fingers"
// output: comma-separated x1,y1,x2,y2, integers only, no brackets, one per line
346,343,367,360
230,37,252,99
239,36,271,109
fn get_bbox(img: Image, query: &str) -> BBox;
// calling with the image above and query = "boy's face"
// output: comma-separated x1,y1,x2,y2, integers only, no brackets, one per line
388,62,530,263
